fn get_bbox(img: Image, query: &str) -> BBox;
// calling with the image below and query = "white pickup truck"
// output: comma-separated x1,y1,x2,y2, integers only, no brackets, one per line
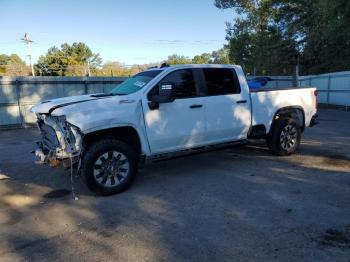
31,65,318,195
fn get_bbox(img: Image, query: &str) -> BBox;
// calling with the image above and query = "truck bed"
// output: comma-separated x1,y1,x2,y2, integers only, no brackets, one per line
250,86,317,133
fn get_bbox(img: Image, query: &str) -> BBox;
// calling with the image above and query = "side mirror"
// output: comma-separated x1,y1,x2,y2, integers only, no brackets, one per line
151,82,175,103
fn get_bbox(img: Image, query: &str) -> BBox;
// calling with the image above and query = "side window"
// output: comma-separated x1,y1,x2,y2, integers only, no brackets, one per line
148,69,196,100
203,68,240,96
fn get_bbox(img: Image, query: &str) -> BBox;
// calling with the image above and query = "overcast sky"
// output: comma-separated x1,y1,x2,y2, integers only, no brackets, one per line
1,0,234,65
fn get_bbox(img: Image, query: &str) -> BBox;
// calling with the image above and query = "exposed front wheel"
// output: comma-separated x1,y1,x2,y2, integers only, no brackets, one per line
267,118,301,156
81,139,138,195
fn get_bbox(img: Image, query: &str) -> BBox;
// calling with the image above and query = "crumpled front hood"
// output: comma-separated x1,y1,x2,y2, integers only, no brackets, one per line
31,93,142,133
30,94,102,114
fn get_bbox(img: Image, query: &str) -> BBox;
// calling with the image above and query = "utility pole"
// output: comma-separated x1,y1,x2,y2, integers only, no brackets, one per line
294,54,300,87
21,33,35,76
86,61,91,77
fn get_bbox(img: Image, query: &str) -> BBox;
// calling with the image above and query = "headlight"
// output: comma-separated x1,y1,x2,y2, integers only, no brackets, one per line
66,121,83,152
40,115,83,156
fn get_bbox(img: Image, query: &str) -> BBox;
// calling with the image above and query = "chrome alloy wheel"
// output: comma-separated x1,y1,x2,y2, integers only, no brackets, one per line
279,124,298,150
93,151,130,187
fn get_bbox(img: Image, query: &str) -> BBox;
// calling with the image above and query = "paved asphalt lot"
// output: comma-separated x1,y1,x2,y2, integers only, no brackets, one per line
0,108,349,262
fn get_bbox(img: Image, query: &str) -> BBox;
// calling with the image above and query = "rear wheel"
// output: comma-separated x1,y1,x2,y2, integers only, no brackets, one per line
267,118,301,156
81,138,138,195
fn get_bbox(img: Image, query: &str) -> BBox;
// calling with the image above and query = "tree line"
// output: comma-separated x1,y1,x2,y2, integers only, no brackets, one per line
34,43,230,76
215,0,350,75
0,42,230,77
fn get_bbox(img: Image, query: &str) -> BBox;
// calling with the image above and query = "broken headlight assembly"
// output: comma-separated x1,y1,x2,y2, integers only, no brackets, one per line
35,114,83,167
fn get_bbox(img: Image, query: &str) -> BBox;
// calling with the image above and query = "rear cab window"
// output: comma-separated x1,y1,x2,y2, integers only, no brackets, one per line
202,68,240,96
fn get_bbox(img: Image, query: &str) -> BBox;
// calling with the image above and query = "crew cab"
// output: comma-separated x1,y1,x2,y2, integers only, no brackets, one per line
31,64,318,195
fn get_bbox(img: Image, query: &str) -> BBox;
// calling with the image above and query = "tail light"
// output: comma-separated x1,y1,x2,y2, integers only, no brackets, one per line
314,90,318,109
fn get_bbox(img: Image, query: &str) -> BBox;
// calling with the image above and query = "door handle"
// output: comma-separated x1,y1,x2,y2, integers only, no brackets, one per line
189,104,203,109
236,100,247,104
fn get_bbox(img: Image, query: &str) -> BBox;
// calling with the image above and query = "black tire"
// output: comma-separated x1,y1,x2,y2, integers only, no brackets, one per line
81,138,138,196
266,117,301,156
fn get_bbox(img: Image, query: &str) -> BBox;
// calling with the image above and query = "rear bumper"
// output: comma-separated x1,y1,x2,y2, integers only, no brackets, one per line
309,114,318,127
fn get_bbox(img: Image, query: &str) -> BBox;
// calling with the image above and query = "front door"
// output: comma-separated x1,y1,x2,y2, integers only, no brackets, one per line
142,69,206,154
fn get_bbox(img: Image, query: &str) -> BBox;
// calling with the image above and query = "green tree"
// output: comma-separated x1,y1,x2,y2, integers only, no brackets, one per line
192,47,231,64
0,54,28,76
216,0,297,75
35,42,102,76
164,54,192,65
192,53,212,64
211,46,231,64
164,48,231,66
215,0,350,75
274,0,350,74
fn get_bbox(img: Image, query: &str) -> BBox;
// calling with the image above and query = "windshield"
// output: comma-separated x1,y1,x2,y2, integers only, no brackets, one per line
110,70,162,95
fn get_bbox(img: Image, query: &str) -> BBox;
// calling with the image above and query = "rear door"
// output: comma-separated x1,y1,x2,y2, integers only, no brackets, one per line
142,69,207,154
199,68,251,143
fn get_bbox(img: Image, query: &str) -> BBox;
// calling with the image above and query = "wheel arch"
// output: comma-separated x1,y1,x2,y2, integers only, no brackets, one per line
82,126,147,159
268,106,305,134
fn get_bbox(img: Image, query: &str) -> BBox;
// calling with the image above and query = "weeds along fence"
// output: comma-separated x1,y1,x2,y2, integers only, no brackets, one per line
0,71,349,128
0,76,126,128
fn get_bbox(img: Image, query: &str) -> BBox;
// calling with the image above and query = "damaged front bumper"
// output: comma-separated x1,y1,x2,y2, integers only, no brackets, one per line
34,142,80,168
33,114,83,168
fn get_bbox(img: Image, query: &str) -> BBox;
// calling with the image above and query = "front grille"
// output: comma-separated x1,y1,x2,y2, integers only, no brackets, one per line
37,119,59,150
